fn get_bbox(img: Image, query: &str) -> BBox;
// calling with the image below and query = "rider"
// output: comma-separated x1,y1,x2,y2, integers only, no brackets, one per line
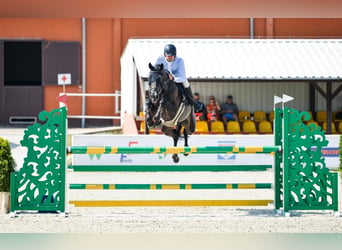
154,44,194,105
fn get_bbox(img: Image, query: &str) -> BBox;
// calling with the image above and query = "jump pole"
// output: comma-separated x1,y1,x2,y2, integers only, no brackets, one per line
69,164,272,172
69,200,274,207
69,183,273,190
68,145,281,155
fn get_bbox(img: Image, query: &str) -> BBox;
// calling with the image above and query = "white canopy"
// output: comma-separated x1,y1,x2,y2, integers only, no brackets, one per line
121,38,342,116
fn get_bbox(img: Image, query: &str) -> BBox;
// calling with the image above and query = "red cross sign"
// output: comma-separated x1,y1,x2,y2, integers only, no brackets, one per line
58,73,71,85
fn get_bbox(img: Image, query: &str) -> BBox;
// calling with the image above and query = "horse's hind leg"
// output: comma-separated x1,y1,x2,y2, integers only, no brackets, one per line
162,126,180,163
183,128,189,146
183,129,190,157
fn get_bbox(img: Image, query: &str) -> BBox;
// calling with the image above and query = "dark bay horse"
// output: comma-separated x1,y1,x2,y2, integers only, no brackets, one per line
146,63,196,163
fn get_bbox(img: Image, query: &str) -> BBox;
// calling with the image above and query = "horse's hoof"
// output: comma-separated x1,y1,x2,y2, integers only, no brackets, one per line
172,154,179,163
183,153,189,157
147,124,155,129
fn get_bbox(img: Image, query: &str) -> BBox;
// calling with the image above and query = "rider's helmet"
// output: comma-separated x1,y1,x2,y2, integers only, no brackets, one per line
164,44,177,56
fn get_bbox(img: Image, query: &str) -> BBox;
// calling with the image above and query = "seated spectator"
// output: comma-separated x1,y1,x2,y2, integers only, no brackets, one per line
206,96,221,121
221,95,239,125
193,93,207,121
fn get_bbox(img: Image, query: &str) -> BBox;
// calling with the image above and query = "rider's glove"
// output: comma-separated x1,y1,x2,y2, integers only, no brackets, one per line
168,74,174,81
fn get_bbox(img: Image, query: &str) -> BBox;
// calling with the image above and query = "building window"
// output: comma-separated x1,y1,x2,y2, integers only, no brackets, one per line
4,41,42,86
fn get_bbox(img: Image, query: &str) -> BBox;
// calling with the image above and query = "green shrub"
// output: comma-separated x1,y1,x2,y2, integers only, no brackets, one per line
0,137,15,192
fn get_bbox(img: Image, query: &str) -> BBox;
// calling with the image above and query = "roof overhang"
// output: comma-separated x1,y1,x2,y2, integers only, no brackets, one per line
124,38,342,81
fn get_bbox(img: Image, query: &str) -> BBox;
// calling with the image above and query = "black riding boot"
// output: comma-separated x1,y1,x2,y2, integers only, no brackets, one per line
184,86,194,105
177,83,194,105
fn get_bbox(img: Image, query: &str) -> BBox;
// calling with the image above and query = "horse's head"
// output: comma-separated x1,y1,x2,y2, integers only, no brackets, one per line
148,63,170,105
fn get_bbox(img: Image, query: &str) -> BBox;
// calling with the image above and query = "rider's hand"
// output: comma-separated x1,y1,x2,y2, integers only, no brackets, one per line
168,74,174,81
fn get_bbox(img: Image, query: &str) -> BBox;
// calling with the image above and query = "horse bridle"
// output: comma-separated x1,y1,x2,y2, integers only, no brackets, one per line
148,70,170,104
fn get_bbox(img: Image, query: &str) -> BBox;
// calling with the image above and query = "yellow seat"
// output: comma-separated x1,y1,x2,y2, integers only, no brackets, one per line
139,111,145,132
306,121,319,128
238,111,251,122
195,121,209,133
322,122,337,134
138,111,158,134
242,120,257,134
338,122,342,133
253,111,267,122
269,111,274,121
316,111,327,123
226,121,241,134
258,120,273,134
140,121,146,132
332,111,337,120
210,120,225,133
302,111,314,122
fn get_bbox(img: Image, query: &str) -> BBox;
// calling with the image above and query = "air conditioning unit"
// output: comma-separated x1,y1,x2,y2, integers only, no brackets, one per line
9,116,37,125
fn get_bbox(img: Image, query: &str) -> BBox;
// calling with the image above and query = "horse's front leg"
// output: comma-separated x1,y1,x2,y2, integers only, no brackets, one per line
172,135,180,163
145,97,156,128
153,98,166,126
170,125,181,163
161,126,180,163
146,110,156,129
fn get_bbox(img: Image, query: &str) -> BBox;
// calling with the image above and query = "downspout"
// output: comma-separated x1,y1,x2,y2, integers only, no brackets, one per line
81,18,87,128
250,18,254,39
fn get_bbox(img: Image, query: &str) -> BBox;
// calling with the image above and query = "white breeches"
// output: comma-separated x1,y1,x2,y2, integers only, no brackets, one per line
181,80,190,88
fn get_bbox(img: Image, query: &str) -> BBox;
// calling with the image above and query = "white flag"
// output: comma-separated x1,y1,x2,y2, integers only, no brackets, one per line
282,94,294,103
273,95,283,105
